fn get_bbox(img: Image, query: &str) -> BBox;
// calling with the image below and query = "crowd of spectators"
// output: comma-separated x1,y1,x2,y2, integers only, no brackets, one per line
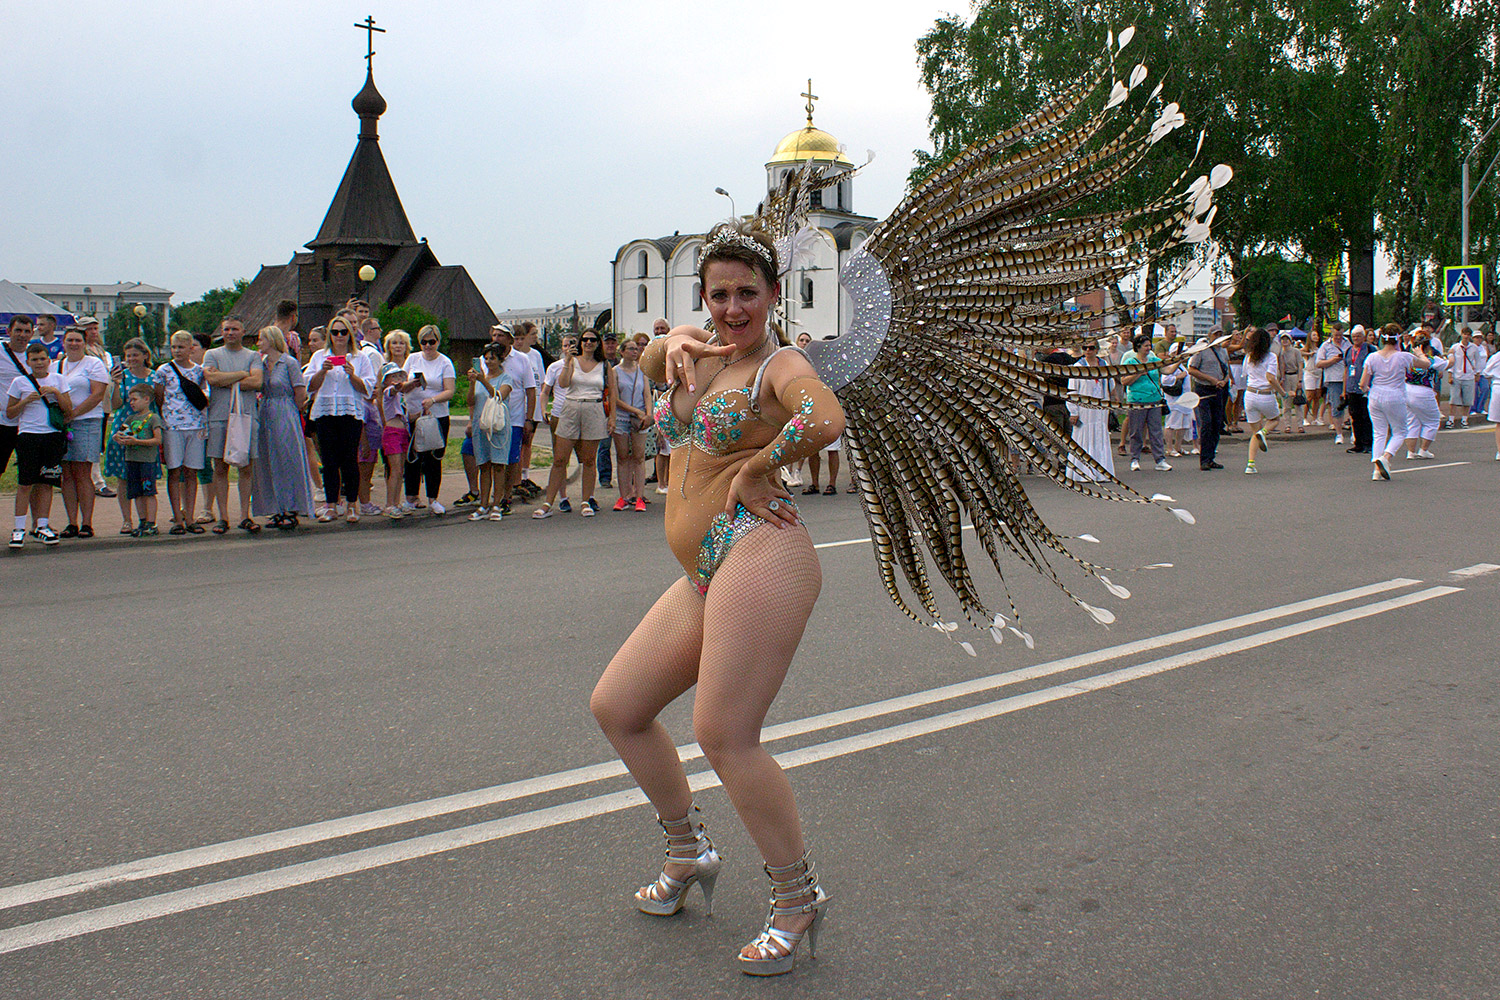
6,305,1493,550
1054,318,1498,480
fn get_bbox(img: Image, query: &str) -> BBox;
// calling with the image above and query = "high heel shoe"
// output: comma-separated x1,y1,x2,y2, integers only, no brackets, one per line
635,805,721,916
737,850,830,976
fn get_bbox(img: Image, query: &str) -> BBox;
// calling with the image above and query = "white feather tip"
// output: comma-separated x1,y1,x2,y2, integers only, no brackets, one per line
1170,507,1196,525
1077,533,1101,544
1079,602,1116,626
959,641,977,657
1098,575,1132,600
1118,25,1136,49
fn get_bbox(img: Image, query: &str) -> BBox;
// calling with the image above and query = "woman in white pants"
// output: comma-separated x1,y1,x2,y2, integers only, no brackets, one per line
1240,327,1284,474
1402,340,1446,460
1483,349,1500,460
1359,323,1431,480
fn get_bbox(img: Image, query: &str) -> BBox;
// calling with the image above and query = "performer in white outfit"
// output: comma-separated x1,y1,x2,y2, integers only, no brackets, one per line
1483,349,1500,459
1359,323,1432,480
1402,341,1446,459
1066,342,1114,481
1239,327,1283,474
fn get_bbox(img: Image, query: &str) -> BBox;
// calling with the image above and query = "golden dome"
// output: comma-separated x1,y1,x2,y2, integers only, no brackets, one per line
768,126,852,166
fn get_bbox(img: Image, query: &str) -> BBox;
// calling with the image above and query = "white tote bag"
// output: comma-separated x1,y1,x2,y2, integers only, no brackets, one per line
222,385,254,467
477,389,507,435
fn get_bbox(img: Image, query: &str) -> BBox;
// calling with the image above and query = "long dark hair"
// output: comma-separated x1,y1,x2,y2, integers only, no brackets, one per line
1244,326,1270,363
577,333,605,363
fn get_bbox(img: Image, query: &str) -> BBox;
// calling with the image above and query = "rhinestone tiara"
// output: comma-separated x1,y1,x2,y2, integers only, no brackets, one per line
703,227,774,268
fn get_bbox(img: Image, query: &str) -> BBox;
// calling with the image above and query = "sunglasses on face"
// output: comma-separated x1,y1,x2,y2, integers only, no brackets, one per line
420,340,437,346
580,337,599,343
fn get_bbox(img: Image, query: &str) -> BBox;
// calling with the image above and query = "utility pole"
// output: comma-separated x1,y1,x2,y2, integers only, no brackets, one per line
1461,114,1500,327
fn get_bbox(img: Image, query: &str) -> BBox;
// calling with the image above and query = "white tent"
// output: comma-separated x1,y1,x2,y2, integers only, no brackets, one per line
0,279,74,326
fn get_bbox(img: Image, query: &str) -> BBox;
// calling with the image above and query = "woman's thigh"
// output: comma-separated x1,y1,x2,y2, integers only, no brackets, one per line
577,439,599,465
551,436,576,464
693,524,822,746
592,577,705,730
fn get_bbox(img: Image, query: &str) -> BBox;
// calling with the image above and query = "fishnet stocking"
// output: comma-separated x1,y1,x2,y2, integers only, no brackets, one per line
591,523,824,946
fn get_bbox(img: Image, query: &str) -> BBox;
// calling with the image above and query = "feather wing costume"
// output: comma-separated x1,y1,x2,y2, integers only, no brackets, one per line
760,29,1233,643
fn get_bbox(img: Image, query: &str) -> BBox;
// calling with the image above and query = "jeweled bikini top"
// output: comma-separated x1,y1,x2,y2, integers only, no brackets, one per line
654,345,807,456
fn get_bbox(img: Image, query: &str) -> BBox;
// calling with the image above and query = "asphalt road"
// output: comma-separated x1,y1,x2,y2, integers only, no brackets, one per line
2,426,1497,999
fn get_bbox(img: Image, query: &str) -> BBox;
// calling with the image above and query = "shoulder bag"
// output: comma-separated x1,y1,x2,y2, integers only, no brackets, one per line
8,345,69,433
169,361,209,410
222,383,253,467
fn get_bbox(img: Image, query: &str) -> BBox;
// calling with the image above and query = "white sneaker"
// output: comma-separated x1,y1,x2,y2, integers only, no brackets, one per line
430,501,445,516
468,507,488,521
400,501,416,513
488,508,504,521
8,529,23,549
1334,434,1344,444
1372,467,1382,481
385,505,403,519
317,510,335,523
1494,451,1499,460
1461,417,1469,427
1417,449,1435,459
1244,463,1257,474
655,485,669,494
1154,460,1172,471
1406,451,1417,460
1129,459,1141,472
361,502,381,516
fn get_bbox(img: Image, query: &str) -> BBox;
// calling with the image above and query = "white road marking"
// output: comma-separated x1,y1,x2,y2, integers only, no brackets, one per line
1450,563,1500,578
0,576,1420,914
0,584,1459,956
1390,461,1470,474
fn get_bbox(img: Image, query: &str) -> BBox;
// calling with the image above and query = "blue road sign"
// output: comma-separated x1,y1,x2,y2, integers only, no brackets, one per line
1443,266,1484,307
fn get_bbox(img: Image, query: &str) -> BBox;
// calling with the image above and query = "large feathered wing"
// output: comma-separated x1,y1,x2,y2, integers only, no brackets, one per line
779,30,1233,639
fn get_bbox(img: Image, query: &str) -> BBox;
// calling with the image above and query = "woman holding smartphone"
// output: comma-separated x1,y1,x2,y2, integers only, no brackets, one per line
307,317,374,522
401,325,457,514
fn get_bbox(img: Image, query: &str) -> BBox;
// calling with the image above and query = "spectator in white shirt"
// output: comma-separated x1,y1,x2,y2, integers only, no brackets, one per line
1445,326,1485,427
1314,323,1349,443
53,327,111,538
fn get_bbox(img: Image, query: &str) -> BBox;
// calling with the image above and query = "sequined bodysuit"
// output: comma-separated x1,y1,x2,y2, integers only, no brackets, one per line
644,338,843,592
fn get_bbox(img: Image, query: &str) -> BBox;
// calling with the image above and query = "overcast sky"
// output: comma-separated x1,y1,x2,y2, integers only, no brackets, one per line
2,1,973,312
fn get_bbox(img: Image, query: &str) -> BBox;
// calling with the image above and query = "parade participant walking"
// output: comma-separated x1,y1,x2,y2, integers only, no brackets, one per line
1066,341,1115,480
52,327,110,538
1240,326,1284,474
1359,323,1432,480
1402,340,1446,460
103,338,159,534
590,222,842,974
1483,347,1500,459
307,317,373,522
6,342,72,547
251,325,314,528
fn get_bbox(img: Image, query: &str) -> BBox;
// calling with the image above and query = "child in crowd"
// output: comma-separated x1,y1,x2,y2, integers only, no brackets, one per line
468,343,514,521
113,384,165,536
377,363,409,517
157,330,210,534
104,337,160,534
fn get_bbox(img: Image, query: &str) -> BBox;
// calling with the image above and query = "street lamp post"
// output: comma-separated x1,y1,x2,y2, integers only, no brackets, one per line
714,187,736,220
132,303,147,350
1461,114,1500,327
357,264,377,305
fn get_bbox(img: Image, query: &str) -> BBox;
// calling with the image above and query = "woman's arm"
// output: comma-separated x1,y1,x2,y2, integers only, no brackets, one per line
75,377,108,419
641,328,731,387
429,377,457,406
556,354,575,388
740,354,845,481
346,356,371,397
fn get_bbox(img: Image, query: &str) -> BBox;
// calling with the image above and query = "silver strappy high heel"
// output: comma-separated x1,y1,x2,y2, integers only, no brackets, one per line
635,805,722,916
737,850,830,976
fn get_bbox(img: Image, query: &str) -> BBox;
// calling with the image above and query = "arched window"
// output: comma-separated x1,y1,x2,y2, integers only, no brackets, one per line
637,284,648,313
637,250,648,278
691,282,703,311
801,277,815,309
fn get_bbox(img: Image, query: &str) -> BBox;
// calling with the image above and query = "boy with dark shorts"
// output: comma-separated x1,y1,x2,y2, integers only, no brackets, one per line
113,383,164,536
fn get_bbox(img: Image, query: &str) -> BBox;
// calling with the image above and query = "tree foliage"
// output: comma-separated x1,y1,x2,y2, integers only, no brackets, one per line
912,0,1500,325
169,279,249,335
1238,255,1316,327
373,301,448,350
103,305,163,355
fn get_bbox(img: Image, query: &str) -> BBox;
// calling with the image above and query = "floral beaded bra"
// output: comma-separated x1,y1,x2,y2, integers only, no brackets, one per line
653,345,808,457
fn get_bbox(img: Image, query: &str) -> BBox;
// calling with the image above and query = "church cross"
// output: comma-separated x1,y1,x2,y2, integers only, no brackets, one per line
355,15,385,68
802,79,818,127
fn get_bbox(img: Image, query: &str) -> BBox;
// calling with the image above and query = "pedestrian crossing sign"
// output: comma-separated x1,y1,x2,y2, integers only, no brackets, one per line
1443,265,1484,306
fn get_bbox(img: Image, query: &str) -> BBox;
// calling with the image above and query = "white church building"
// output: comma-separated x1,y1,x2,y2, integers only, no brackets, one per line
612,93,878,343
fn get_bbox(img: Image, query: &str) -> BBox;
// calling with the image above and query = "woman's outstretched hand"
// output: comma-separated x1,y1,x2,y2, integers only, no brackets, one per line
665,335,736,393
726,464,798,528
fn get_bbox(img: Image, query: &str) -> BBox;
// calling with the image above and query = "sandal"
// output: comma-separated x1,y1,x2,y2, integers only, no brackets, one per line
168,524,187,535
120,524,136,535
846,484,858,493
532,503,553,519
187,523,206,534
212,520,229,534
78,525,94,538
60,524,80,539
635,805,721,917
801,485,820,495
822,485,837,495
279,514,299,530
737,851,829,976
238,518,260,533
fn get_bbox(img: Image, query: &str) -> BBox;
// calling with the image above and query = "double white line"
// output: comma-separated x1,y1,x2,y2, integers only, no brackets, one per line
0,576,1460,955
